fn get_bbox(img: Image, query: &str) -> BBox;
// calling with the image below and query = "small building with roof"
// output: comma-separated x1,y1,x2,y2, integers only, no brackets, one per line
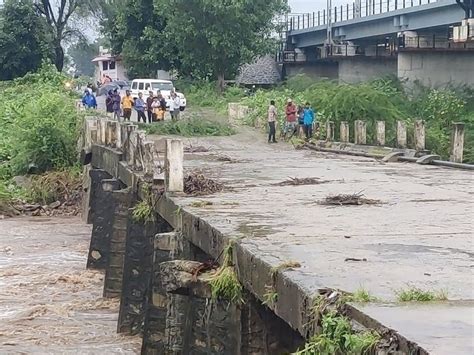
91,47,129,83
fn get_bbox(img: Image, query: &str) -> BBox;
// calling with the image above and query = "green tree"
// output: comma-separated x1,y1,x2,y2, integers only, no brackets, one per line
34,0,101,72
0,0,53,80
68,38,100,77
156,0,288,91
102,0,171,78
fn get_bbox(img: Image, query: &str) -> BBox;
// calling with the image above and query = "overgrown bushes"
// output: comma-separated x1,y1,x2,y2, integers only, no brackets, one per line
140,116,235,137
0,64,82,215
0,64,81,178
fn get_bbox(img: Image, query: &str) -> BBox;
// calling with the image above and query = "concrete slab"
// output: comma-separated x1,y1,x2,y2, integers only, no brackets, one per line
357,302,474,355
151,127,474,352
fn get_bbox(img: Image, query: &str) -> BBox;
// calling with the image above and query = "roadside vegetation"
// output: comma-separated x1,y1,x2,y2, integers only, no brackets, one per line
181,75,474,163
140,116,234,137
294,311,380,355
0,64,82,216
396,287,448,302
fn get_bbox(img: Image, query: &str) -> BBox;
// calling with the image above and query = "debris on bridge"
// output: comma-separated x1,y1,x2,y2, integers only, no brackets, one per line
274,177,328,186
184,144,210,153
320,193,381,206
184,171,224,196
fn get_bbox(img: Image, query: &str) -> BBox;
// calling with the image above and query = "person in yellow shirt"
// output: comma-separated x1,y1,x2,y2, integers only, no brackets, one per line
121,90,134,121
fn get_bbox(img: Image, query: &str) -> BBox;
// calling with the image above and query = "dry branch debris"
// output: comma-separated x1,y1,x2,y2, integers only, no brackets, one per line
184,171,224,196
320,193,381,206
184,145,210,153
274,177,328,186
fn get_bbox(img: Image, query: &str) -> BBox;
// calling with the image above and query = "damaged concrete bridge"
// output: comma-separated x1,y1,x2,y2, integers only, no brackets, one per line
80,115,473,354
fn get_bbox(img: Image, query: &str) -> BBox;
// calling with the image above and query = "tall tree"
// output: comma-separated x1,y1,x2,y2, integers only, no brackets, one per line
0,0,53,80
157,0,288,90
67,38,100,77
102,0,171,78
34,0,98,71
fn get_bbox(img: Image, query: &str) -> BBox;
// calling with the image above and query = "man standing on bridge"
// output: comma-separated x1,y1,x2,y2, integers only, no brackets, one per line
303,102,315,141
284,98,297,140
268,100,277,143
121,90,134,121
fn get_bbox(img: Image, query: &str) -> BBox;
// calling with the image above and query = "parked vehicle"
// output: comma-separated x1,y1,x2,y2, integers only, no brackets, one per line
130,79,187,111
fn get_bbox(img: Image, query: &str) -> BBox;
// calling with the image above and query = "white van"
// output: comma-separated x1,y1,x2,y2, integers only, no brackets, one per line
130,79,187,111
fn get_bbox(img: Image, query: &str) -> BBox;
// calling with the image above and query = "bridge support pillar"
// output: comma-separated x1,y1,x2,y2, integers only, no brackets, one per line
86,177,120,270
414,120,425,151
103,187,134,298
326,121,335,141
397,121,407,149
376,121,385,146
354,120,366,145
340,121,349,143
117,216,172,335
450,123,465,163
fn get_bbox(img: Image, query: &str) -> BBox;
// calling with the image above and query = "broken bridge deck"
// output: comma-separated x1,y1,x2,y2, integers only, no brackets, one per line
152,128,473,354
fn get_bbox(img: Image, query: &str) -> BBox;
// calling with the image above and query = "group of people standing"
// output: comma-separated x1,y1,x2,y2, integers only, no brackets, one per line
103,89,181,123
82,86,181,124
267,99,316,143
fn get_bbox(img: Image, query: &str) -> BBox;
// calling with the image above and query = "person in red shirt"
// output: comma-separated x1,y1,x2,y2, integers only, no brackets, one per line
284,99,298,140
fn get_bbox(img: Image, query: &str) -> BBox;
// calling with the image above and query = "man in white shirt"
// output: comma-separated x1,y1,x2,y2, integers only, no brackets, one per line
170,92,181,120
268,100,277,143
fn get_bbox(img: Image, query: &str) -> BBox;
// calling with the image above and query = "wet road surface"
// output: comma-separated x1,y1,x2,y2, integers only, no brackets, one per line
151,127,474,354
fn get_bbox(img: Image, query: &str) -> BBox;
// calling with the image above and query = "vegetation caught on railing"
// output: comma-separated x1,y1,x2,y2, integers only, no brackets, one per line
207,241,243,304
294,311,380,355
131,183,157,223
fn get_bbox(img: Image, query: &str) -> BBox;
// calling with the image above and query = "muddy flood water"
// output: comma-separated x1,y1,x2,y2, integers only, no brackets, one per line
0,216,141,354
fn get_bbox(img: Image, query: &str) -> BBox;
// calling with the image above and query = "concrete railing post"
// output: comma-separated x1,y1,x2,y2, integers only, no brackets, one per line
128,131,138,168
143,141,156,179
354,120,366,145
237,105,249,120
450,122,465,163
108,121,118,147
326,121,335,141
228,103,239,122
340,121,349,143
396,121,407,148
376,121,385,146
165,139,184,193
99,119,107,145
116,122,122,149
414,120,425,151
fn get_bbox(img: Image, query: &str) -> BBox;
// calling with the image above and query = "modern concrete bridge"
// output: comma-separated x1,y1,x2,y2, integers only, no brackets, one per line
287,0,465,46
279,0,474,86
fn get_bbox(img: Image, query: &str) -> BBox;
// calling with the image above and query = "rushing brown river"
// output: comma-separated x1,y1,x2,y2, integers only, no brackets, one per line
0,216,141,354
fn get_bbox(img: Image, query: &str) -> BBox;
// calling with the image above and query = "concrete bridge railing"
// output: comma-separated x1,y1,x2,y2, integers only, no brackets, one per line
229,103,472,168
81,116,184,193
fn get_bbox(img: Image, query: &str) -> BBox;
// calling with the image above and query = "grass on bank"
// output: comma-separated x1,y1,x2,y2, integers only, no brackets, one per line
293,312,380,355
140,117,235,137
396,287,448,302
345,288,379,303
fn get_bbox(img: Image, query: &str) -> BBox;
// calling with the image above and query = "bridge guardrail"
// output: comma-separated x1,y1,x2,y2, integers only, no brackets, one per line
287,0,440,31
